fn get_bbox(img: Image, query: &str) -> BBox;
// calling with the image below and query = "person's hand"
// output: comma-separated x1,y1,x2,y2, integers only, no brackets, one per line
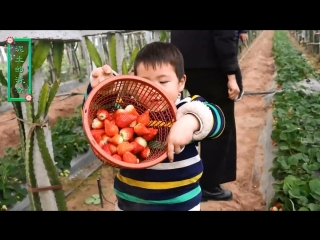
166,114,200,162
90,64,114,88
227,76,240,100
239,33,247,43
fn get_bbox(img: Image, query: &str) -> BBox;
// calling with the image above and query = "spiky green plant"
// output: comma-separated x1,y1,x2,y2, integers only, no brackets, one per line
0,40,67,211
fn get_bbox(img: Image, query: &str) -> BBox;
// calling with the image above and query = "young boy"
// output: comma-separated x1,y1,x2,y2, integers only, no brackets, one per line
82,42,225,211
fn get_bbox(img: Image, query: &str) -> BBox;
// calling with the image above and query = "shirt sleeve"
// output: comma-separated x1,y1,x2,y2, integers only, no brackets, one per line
211,30,239,75
176,95,225,141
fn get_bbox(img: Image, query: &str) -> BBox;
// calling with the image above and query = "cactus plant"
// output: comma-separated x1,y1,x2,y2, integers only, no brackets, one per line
1,40,67,210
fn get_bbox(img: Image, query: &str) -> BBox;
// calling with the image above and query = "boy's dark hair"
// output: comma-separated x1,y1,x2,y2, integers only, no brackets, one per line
133,42,185,80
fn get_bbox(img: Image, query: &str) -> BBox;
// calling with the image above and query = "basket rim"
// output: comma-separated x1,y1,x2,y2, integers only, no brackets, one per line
82,75,177,169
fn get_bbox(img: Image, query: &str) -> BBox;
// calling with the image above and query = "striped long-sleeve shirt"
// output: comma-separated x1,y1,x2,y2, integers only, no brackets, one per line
82,84,225,211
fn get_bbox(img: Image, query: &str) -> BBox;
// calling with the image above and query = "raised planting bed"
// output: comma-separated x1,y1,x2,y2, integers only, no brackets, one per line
268,31,320,211
0,105,98,211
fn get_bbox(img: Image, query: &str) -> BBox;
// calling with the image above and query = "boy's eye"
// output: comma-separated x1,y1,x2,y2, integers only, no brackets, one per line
160,81,169,84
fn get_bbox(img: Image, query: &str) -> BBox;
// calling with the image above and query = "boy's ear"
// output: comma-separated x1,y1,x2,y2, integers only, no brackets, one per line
178,74,186,92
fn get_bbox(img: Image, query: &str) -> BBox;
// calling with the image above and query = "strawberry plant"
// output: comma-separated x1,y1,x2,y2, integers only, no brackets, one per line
270,31,320,211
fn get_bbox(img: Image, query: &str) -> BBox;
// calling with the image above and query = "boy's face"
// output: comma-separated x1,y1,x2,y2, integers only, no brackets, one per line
136,63,186,105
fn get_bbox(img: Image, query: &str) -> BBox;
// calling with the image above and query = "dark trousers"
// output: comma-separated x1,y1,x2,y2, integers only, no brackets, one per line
184,69,237,191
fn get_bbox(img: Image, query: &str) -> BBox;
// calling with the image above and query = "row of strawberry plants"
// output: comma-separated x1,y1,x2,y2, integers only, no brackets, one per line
270,31,320,211
0,104,89,210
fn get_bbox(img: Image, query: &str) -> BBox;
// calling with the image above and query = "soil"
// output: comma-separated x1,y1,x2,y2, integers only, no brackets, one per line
2,30,299,211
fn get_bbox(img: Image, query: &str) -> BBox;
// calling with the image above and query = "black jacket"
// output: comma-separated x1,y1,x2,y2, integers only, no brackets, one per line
171,30,239,74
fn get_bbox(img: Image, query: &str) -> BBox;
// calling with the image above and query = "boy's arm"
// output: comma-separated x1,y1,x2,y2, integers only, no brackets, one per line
176,95,225,141
239,30,247,34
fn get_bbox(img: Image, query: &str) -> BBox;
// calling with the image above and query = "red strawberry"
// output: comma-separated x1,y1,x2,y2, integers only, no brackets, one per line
92,133,102,144
114,109,125,118
117,142,134,156
140,147,150,159
134,137,147,148
99,135,109,146
134,123,150,135
92,118,104,129
108,134,123,146
90,129,105,136
125,104,139,116
137,109,150,126
104,120,119,137
106,143,117,155
97,109,109,121
143,128,159,141
101,144,111,155
115,113,137,128
119,127,134,141
130,141,144,154
112,154,122,161
107,112,115,121
123,151,139,164
129,120,137,127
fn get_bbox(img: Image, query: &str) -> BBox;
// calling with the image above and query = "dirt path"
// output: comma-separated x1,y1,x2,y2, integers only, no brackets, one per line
66,30,276,211
0,84,88,156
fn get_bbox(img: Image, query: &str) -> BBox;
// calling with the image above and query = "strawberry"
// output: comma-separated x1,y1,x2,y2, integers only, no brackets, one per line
99,135,109,146
101,144,111,155
114,109,125,118
143,128,158,141
123,151,139,164
125,104,139,116
92,118,104,129
134,123,150,135
137,109,150,126
117,142,134,156
130,141,145,154
104,120,119,137
92,133,102,144
107,112,115,121
269,206,278,211
97,109,109,121
134,137,147,148
115,112,137,128
140,147,150,159
119,127,134,141
108,134,123,146
112,154,122,161
90,129,105,136
106,143,117,155
129,120,137,127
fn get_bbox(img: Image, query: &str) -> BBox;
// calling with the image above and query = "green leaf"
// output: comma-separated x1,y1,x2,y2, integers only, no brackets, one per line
0,69,7,87
122,58,128,74
93,198,101,205
309,178,320,195
32,41,51,75
298,207,309,211
85,37,102,67
91,194,100,199
127,45,139,71
52,42,64,78
108,34,117,71
36,82,50,119
44,80,60,116
308,203,320,211
160,30,167,42
85,197,94,204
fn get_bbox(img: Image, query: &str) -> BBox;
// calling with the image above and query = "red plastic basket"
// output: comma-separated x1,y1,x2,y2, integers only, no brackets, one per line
82,75,177,169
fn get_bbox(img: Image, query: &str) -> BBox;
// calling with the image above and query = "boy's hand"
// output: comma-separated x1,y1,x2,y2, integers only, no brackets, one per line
90,65,114,88
239,33,247,43
166,114,200,162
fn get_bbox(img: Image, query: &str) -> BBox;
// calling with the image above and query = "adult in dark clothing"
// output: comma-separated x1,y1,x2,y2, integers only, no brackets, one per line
234,30,247,101
171,30,240,201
